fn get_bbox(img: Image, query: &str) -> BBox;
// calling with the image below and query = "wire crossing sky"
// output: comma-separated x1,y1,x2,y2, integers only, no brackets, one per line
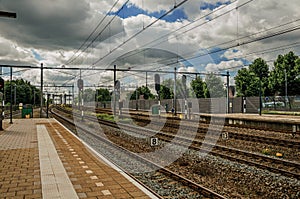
0,0,299,93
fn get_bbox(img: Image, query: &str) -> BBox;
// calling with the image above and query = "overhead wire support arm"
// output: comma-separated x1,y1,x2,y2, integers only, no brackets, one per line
0,64,228,78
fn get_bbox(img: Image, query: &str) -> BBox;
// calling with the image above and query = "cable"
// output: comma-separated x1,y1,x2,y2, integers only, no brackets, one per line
43,1,300,91
132,19,300,70
65,0,130,65
76,0,241,81
103,0,246,68
91,0,190,66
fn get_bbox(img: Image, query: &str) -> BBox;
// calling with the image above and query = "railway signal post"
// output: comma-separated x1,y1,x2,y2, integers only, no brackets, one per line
77,77,84,120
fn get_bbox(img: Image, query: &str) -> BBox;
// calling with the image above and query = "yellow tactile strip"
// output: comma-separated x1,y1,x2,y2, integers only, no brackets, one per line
46,121,151,199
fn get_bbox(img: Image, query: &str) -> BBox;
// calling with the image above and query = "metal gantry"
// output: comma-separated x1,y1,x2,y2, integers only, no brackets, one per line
0,63,230,122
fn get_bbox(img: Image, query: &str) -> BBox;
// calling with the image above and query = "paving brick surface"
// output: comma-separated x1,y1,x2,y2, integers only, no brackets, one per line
0,119,152,199
0,119,41,199
46,121,151,199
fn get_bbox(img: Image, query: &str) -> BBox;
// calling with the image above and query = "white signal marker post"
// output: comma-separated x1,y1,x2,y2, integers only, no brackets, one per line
222,132,229,140
150,137,159,146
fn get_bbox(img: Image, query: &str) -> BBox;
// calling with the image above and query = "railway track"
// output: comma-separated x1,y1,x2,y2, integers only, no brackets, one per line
50,108,226,199
123,111,300,149
54,106,300,180
100,116,300,180
91,107,300,149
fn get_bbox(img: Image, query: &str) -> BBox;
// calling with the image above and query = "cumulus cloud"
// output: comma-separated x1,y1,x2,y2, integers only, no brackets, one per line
0,0,299,93
206,60,243,72
222,49,244,59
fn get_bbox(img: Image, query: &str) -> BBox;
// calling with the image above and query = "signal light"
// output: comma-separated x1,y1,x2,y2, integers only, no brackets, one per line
115,80,120,90
0,77,4,90
182,75,186,86
77,79,83,90
154,74,160,92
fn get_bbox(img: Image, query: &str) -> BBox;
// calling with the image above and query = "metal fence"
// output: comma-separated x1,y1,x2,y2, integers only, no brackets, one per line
89,95,300,114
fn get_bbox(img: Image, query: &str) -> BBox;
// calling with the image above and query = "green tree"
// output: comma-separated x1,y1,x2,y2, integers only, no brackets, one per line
4,79,41,105
159,79,174,99
205,73,226,98
235,58,270,97
130,86,154,100
190,76,206,98
96,88,111,102
160,85,173,99
268,51,300,96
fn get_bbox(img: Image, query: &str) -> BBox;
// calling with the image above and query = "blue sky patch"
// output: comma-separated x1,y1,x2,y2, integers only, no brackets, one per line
31,50,43,61
109,4,188,22
200,1,231,10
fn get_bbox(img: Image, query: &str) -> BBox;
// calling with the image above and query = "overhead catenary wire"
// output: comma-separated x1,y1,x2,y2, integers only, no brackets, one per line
124,18,300,71
18,1,300,92
91,0,190,66
51,0,130,86
103,0,246,68
65,0,130,65
74,0,191,84
55,18,300,90
60,0,244,82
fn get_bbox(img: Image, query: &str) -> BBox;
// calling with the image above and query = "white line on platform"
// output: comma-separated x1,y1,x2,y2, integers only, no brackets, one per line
37,125,79,199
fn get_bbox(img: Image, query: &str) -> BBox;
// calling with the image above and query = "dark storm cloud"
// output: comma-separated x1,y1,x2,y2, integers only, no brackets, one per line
0,0,123,50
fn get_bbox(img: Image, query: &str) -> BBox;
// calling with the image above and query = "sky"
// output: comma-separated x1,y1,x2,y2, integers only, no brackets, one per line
0,0,300,94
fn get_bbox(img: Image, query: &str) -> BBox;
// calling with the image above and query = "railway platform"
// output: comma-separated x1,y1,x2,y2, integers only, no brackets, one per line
0,118,155,199
191,112,300,134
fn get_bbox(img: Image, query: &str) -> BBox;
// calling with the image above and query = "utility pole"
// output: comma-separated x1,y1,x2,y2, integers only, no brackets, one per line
259,71,262,116
136,84,138,110
226,71,230,114
182,75,187,119
40,63,43,118
113,65,117,116
79,70,84,120
72,85,74,106
10,67,13,124
46,93,49,118
285,69,288,108
33,90,35,107
174,67,177,115
1,10,17,123
14,85,16,105
68,90,71,105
